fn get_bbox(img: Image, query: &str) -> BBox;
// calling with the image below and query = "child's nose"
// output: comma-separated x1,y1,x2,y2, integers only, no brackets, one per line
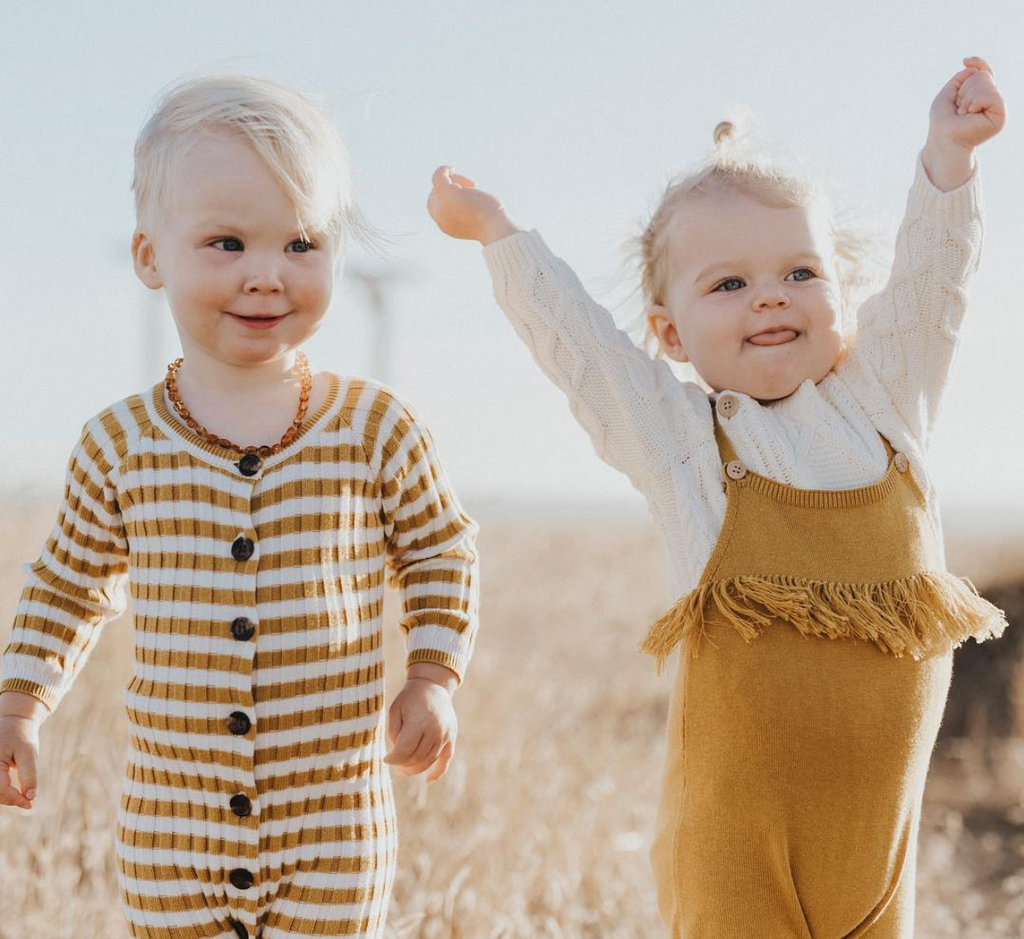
753,288,790,311
243,261,285,294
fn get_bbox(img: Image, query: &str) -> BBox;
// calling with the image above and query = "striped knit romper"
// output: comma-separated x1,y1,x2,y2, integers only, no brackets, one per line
642,406,1007,939
0,373,480,939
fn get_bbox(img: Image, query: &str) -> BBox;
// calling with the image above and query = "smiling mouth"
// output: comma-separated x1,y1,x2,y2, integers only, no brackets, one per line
226,312,290,329
228,312,288,319
747,329,799,346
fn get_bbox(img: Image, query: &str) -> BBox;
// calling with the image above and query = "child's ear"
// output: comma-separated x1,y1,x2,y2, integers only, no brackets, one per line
132,228,163,290
647,305,689,363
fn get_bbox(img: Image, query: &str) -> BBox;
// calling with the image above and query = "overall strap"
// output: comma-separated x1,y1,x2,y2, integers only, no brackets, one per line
878,431,897,459
710,404,739,465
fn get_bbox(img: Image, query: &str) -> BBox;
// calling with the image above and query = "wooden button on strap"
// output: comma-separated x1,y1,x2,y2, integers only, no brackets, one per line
724,460,747,480
894,452,909,473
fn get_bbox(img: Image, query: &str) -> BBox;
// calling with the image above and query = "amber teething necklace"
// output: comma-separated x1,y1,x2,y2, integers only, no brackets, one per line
164,351,312,457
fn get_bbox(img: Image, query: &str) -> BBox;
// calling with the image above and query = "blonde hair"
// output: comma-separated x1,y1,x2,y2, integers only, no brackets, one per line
132,73,376,251
625,115,880,362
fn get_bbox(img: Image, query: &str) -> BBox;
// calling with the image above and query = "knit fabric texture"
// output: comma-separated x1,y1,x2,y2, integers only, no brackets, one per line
481,153,983,602
0,373,479,938
639,412,1006,672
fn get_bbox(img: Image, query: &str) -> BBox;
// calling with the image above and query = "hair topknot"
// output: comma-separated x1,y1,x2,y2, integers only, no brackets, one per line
713,120,733,146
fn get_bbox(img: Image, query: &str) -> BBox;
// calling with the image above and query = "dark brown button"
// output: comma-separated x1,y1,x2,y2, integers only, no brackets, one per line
230,793,252,818
230,920,249,939
231,536,254,561
237,454,262,477
229,868,254,890
227,712,251,736
230,617,255,641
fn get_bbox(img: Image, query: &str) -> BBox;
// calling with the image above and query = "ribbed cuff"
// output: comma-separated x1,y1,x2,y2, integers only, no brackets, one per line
0,678,58,714
482,228,551,283
405,626,474,685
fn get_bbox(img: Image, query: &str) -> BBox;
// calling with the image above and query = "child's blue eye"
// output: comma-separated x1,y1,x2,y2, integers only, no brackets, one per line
713,278,745,292
290,240,316,253
788,268,816,282
211,237,244,252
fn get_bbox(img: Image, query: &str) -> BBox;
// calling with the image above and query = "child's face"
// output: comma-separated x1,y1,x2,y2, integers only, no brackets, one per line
132,129,337,369
649,190,844,402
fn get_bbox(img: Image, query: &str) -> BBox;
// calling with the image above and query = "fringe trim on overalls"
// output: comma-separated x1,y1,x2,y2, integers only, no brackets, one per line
639,571,1009,674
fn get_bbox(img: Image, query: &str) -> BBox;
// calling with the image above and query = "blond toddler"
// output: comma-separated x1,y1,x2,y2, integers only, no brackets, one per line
0,74,479,939
428,57,1008,938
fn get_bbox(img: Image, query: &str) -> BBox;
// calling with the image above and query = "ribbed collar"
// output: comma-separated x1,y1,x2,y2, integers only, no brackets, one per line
145,370,342,472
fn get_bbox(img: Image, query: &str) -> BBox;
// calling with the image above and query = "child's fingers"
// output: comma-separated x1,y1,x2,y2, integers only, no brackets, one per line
957,74,999,115
0,759,32,809
391,732,443,776
15,742,37,800
385,701,403,748
430,165,455,191
947,66,978,95
425,741,453,783
383,727,424,769
429,165,478,194
963,55,994,77
402,734,445,775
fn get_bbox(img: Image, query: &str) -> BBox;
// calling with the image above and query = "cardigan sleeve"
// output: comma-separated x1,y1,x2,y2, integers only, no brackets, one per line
844,152,983,450
482,230,701,492
379,399,480,684
0,419,130,713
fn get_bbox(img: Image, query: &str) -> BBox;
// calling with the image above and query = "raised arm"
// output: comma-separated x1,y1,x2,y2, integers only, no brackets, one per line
427,166,709,491
841,57,1004,449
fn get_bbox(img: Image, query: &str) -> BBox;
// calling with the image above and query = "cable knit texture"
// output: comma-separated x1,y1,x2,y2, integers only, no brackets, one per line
0,373,479,939
482,153,982,602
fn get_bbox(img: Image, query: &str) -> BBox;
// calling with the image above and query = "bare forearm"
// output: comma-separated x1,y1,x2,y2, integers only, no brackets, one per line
921,136,976,192
478,212,523,246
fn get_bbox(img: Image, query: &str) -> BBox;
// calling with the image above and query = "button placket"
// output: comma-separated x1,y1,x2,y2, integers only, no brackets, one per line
236,453,263,478
225,490,260,915
231,616,256,641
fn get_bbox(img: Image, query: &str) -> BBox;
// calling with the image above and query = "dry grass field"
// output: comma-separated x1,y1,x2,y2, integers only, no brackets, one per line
0,495,1022,938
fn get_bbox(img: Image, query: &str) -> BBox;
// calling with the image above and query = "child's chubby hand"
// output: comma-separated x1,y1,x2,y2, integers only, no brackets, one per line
384,663,460,783
929,56,1006,151
0,714,41,811
427,165,522,246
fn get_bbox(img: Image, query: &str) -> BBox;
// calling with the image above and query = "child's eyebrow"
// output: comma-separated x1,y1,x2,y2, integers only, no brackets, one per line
693,261,743,285
188,220,309,240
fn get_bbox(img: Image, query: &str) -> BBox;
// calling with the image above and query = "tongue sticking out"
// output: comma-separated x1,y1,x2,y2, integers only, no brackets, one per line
748,330,798,346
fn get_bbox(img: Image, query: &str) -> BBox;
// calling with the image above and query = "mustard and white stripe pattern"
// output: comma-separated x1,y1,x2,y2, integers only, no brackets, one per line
0,372,479,939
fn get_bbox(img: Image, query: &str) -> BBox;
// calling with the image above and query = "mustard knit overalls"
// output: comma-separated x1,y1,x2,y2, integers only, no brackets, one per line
640,409,1008,939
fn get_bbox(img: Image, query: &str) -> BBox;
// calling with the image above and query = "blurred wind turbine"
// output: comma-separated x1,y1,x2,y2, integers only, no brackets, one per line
345,263,417,387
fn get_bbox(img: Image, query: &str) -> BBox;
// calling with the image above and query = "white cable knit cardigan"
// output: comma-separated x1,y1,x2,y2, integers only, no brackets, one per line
482,154,982,602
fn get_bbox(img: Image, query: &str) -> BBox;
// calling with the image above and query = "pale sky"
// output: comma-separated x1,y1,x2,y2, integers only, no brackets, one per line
2,1,1023,520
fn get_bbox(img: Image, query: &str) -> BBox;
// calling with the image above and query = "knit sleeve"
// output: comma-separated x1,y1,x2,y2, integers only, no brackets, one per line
379,398,479,685
482,230,694,491
0,419,130,713
844,152,983,450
